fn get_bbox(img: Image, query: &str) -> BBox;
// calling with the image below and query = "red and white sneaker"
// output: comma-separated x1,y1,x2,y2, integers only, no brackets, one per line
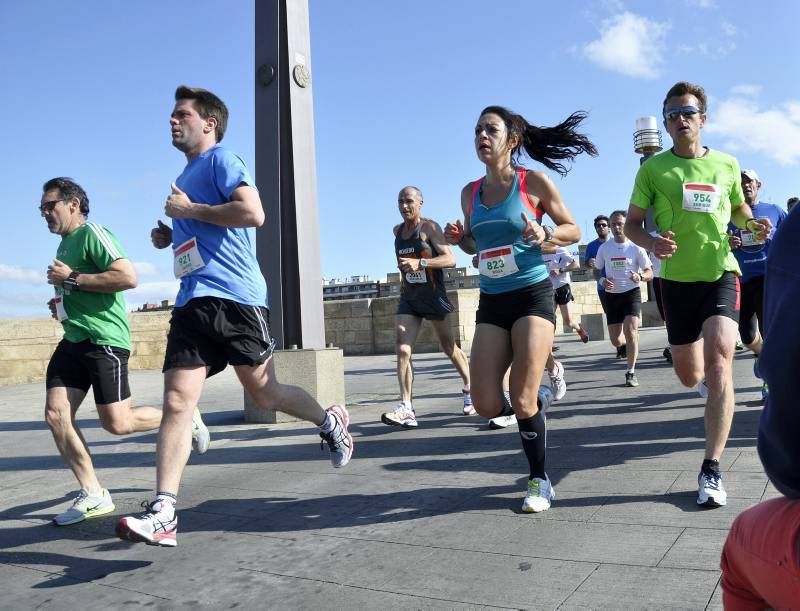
320,404,354,468
116,499,178,547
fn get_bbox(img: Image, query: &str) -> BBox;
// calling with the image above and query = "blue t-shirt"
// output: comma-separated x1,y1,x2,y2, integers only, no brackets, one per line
584,237,608,292
171,146,268,308
758,204,800,498
727,202,786,283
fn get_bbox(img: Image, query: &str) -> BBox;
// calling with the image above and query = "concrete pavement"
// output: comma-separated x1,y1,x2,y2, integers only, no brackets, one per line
0,327,774,609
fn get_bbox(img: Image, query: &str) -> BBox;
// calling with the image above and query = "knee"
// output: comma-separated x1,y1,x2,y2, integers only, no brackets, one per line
674,367,702,388
44,402,68,432
704,362,731,390
472,389,502,418
101,419,133,436
440,340,456,358
396,343,412,362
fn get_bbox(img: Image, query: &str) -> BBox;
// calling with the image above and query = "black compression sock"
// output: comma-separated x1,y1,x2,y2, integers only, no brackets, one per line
517,411,547,480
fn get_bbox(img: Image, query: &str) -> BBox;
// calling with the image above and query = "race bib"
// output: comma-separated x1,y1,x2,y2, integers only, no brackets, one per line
405,270,427,284
54,295,67,321
740,229,765,247
173,237,205,278
478,245,519,278
682,183,721,213
610,257,627,278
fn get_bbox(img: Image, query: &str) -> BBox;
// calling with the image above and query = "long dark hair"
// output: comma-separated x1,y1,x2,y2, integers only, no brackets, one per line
480,105,598,176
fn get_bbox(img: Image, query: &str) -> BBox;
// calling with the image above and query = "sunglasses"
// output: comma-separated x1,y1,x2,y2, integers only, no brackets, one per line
595,223,608,228
39,199,64,215
664,105,702,121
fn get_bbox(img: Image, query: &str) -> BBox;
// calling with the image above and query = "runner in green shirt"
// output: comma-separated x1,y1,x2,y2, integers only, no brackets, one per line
624,82,771,509
41,177,209,527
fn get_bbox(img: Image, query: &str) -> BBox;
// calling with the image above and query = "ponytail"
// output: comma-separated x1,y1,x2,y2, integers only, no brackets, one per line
480,106,598,176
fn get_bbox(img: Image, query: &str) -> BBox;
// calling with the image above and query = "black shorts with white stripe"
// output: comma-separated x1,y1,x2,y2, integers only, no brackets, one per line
46,339,131,405
163,296,276,377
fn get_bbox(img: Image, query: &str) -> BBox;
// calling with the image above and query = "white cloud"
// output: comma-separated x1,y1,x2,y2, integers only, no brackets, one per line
583,12,670,79
706,97,800,166
730,84,761,98
132,261,158,276
0,263,41,283
677,23,736,57
687,0,715,7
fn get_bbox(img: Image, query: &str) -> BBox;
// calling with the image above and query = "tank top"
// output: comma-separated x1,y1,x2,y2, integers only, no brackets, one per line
469,167,548,294
394,219,448,303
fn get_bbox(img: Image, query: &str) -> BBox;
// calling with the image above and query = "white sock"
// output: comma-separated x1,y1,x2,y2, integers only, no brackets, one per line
401,400,413,411
627,368,635,374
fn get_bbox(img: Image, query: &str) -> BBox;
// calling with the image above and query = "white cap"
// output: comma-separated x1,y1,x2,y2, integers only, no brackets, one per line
741,169,760,183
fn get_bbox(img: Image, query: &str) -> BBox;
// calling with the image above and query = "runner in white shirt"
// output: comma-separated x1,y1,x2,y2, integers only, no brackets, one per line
595,210,653,387
542,247,589,343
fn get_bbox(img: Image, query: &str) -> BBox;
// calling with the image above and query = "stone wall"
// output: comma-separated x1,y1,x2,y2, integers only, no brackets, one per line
0,281,645,385
0,312,171,386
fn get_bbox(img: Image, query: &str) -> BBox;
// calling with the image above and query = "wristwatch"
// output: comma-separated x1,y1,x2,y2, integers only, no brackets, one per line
62,271,81,292
419,258,429,268
541,224,555,243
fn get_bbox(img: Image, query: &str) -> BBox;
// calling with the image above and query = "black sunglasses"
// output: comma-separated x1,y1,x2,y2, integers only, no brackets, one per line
39,199,65,214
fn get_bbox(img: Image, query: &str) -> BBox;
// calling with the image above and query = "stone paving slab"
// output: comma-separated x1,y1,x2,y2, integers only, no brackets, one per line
0,327,777,609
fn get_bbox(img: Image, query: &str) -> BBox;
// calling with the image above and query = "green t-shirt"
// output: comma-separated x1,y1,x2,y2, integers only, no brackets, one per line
630,148,744,282
54,223,131,350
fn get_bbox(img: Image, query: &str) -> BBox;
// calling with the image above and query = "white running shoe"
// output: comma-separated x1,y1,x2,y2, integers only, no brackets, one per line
488,414,517,429
695,380,709,399
116,499,178,546
462,390,476,416
381,403,418,428
548,360,566,401
697,470,727,507
191,407,210,454
521,476,555,513
319,404,354,468
53,488,115,526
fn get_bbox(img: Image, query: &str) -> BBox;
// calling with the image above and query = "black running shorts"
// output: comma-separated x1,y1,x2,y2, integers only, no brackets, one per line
553,284,574,306
738,275,764,346
163,296,276,377
660,272,740,346
46,339,131,405
476,278,556,331
604,287,642,325
397,294,454,321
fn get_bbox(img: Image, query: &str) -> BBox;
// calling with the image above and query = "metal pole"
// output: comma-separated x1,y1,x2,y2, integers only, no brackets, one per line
254,0,325,350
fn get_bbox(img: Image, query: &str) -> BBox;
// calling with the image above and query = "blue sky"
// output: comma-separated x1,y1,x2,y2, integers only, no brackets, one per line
3,0,800,317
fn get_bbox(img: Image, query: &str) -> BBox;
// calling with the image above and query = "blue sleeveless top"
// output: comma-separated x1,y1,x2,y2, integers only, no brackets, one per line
469,167,548,294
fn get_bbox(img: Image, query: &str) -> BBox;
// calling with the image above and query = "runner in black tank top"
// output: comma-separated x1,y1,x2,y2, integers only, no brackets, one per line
381,186,474,429
394,219,452,317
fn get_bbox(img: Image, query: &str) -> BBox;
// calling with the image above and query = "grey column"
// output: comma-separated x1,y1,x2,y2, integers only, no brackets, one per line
254,0,324,350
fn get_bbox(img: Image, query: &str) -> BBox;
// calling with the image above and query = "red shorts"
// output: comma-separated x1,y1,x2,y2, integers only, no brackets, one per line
720,497,800,609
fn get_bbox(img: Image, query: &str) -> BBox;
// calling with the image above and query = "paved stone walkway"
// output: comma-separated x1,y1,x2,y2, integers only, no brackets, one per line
0,327,773,609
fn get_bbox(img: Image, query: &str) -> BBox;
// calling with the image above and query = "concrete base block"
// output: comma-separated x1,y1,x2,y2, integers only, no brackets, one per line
243,347,345,424
581,313,607,341
640,301,665,328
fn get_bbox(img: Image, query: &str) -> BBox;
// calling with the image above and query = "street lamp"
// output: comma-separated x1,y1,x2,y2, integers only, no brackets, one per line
633,116,663,303
633,116,662,164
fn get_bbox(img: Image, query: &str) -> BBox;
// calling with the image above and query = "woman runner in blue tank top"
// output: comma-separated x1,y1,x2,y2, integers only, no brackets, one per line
445,105,596,513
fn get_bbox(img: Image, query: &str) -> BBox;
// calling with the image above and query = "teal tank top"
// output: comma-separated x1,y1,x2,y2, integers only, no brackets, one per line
469,167,548,294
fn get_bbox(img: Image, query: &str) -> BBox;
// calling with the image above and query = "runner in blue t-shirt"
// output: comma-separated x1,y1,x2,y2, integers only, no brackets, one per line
727,169,786,401
117,86,354,548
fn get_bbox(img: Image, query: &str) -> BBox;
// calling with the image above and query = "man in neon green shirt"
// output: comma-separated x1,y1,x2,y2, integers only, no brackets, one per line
624,82,771,509
41,177,209,527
